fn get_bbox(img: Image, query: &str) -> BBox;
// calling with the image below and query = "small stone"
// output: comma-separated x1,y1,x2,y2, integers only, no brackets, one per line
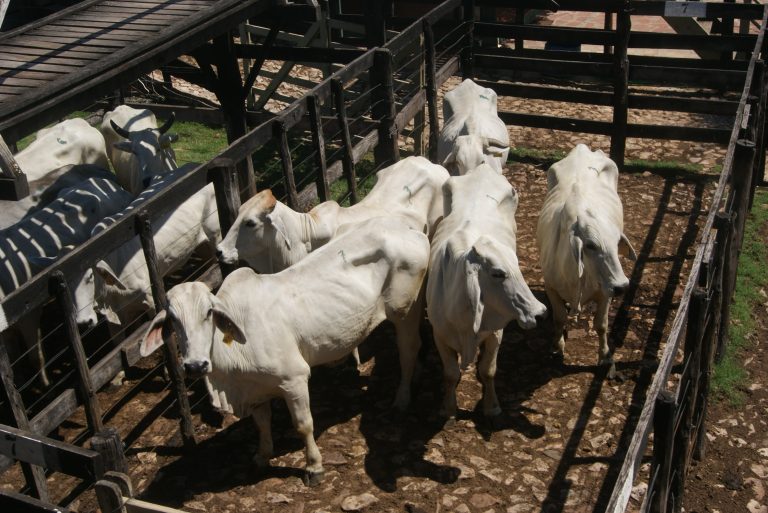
267,493,292,504
507,504,533,513
455,504,471,513
453,487,469,495
522,473,546,489
185,501,207,511
543,449,561,460
470,455,491,469
425,447,445,465
631,483,647,502
752,464,768,479
341,493,378,511
480,469,503,483
747,500,768,513
512,451,533,461
451,460,476,479
323,451,348,466
470,493,500,509
590,433,613,449
442,495,458,508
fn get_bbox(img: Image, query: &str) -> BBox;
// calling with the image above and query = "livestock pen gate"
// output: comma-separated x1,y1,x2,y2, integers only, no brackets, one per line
0,1,766,512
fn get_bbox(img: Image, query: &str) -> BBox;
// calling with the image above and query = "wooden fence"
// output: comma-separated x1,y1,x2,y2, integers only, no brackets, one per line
0,1,766,512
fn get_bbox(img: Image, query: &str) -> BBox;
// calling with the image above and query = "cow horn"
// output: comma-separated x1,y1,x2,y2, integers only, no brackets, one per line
158,112,176,134
110,119,131,139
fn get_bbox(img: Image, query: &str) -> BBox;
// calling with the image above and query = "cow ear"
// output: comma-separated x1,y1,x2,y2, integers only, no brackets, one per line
95,261,127,291
441,147,457,168
619,233,637,261
113,141,134,154
210,298,247,345
266,212,291,250
140,310,167,357
570,229,584,278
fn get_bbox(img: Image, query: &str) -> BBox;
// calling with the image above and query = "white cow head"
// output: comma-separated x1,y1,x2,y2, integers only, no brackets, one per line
216,189,299,272
140,282,246,378
466,235,547,333
442,134,509,175
110,114,178,192
567,201,637,298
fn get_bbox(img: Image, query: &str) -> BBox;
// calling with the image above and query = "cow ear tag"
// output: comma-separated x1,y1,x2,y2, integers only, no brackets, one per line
222,331,234,346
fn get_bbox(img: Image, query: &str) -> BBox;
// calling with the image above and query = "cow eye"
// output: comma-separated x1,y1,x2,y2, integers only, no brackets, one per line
491,269,507,279
205,308,213,319
245,219,257,228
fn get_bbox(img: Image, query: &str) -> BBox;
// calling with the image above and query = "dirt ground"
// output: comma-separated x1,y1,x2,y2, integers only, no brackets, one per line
1,76,752,513
682,222,768,513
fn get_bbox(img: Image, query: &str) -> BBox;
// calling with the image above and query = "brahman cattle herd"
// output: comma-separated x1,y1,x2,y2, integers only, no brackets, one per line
0,79,637,486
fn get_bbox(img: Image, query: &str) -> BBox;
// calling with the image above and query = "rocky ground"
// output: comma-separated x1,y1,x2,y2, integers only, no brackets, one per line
3,61,762,513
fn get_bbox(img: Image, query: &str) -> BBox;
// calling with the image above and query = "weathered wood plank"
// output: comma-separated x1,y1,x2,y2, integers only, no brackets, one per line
0,490,70,513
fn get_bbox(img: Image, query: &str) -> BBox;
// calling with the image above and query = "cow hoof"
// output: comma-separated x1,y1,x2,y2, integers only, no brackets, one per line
303,469,325,487
252,454,271,469
485,412,503,430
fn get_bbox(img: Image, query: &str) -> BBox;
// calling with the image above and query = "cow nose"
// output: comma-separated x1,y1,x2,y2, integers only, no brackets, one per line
184,361,209,376
535,308,549,322
613,284,627,296
216,248,223,258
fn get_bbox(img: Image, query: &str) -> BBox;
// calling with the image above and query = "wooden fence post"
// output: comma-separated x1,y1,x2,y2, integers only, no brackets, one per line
733,139,757,254
308,94,330,202
461,0,475,79
650,391,677,513
515,7,525,51
372,48,399,169
423,18,440,163
213,33,256,199
208,158,241,238
331,78,359,204
50,272,129,474
748,60,766,210
364,0,386,47
610,1,631,168
674,287,707,500
135,212,196,448
274,119,299,209
0,344,48,501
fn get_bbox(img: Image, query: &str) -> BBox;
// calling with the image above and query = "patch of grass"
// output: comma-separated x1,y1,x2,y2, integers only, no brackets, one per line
165,119,228,166
712,189,768,405
507,146,567,164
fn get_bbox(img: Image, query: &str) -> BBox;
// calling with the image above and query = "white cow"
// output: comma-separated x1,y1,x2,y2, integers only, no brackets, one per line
0,164,118,230
14,118,111,183
0,177,133,386
536,144,637,378
437,79,510,175
217,156,449,272
140,217,430,485
427,164,546,420
72,164,218,329
101,105,178,195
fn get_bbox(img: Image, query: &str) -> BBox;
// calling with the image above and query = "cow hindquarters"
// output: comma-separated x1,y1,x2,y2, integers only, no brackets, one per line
281,377,323,486
477,330,503,417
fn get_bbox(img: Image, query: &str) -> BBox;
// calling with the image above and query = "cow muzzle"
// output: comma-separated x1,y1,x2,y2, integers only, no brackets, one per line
184,360,210,377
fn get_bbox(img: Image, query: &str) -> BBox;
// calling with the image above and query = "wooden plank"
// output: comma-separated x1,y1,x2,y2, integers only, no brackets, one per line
84,7,189,19
0,423,104,480
308,94,330,202
46,21,163,34
12,34,129,49
630,65,745,91
0,76,53,87
65,14,178,27
274,119,299,209
371,48,398,167
475,22,617,46
235,44,365,64
473,53,613,78
0,68,65,83
0,491,70,513
0,52,94,66
0,0,106,42
498,111,614,135
0,40,114,55
0,59,82,73
31,26,158,39
331,78,358,204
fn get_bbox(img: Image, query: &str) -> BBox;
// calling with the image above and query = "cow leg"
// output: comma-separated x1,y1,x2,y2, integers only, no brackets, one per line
392,294,423,412
282,378,323,486
434,331,460,421
251,402,273,469
477,330,503,418
545,287,568,356
595,295,616,378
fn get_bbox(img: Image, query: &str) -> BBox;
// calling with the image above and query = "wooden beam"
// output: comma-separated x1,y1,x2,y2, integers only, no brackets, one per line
0,424,104,480
235,44,365,63
0,490,70,513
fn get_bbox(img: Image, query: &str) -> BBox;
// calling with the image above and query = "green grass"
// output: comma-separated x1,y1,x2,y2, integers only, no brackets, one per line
712,189,768,405
166,119,228,166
